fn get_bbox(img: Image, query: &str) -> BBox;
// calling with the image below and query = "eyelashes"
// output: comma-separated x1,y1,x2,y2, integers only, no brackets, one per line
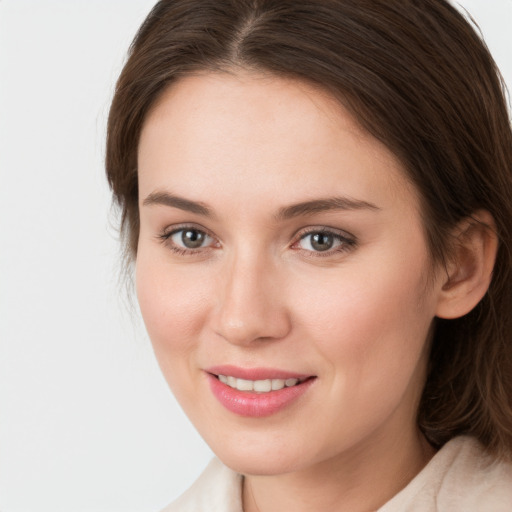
292,228,356,256
157,224,357,258
157,225,219,256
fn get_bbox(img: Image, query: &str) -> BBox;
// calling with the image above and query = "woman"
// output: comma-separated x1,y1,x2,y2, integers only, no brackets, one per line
106,0,512,510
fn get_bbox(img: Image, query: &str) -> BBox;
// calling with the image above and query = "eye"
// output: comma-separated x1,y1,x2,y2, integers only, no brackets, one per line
294,228,356,255
300,232,338,252
158,225,218,255
171,228,212,249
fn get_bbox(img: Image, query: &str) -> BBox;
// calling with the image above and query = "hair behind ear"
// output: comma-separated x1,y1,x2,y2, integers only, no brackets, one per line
420,211,512,459
435,210,498,320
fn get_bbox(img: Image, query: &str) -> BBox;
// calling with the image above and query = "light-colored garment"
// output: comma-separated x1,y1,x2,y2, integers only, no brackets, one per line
162,436,512,511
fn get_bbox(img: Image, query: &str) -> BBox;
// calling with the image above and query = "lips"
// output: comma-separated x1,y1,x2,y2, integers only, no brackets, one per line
206,364,311,381
205,365,316,417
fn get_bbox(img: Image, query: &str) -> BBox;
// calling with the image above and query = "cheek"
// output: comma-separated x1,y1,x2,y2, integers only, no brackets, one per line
292,248,435,390
285,258,435,449
135,252,210,374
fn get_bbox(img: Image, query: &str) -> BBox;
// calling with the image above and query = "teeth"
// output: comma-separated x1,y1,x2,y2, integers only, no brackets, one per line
237,378,253,391
254,379,272,392
271,379,285,391
217,375,303,393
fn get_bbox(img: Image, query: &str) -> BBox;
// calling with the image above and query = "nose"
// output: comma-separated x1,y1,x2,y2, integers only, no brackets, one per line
212,252,292,346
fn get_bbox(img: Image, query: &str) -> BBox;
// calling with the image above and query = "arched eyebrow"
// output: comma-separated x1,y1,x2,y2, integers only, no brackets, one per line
142,191,380,219
143,191,212,217
275,197,380,220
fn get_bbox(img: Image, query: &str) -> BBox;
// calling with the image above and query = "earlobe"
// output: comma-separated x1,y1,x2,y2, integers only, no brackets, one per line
435,210,498,320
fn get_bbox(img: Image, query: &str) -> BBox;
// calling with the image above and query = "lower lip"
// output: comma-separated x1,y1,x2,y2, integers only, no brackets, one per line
207,373,315,417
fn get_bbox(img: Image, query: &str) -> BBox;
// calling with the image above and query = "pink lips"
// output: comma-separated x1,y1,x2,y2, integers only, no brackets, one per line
206,365,316,417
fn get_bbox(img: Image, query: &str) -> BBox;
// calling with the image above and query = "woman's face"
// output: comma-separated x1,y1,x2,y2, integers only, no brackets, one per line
136,72,443,476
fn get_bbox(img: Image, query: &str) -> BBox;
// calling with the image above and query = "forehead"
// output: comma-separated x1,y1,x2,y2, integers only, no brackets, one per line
137,71,417,214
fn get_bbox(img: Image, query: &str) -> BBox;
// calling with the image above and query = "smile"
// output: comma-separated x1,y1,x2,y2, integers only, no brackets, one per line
206,366,316,417
217,375,307,393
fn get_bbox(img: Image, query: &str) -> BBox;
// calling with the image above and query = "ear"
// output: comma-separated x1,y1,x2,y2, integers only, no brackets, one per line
435,210,498,320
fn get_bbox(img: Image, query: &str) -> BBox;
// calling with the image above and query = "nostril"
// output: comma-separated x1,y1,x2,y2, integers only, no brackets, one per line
213,302,292,346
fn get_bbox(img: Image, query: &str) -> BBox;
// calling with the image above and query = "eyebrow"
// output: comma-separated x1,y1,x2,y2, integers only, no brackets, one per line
143,191,212,217
275,197,380,220
142,191,380,219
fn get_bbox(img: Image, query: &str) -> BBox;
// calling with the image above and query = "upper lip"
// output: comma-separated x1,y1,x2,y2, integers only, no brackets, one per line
205,364,313,381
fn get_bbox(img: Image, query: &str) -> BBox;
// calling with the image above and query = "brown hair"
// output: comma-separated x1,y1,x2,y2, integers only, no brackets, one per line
106,0,512,458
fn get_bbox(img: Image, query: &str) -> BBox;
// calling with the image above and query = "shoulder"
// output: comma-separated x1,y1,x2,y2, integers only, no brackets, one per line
160,458,243,512
379,436,512,512
436,437,512,509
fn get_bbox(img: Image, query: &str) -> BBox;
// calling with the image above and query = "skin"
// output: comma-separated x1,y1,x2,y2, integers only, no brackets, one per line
136,71,446,511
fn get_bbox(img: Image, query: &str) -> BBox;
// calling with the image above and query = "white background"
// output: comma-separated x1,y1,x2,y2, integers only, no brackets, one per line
0,1,511,511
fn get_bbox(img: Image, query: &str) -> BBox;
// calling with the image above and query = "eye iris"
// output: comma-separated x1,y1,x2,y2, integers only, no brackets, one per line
181,229,205,248
311,233,334,251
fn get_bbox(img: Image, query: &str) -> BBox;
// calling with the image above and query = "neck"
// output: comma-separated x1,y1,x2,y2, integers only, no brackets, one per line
242,427,435,512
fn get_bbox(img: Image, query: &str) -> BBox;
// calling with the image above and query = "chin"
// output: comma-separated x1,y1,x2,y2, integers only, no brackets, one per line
204,429,314,476
218,451,300,477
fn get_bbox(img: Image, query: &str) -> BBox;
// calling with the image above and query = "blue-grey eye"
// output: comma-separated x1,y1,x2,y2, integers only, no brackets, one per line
299,232,342,252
